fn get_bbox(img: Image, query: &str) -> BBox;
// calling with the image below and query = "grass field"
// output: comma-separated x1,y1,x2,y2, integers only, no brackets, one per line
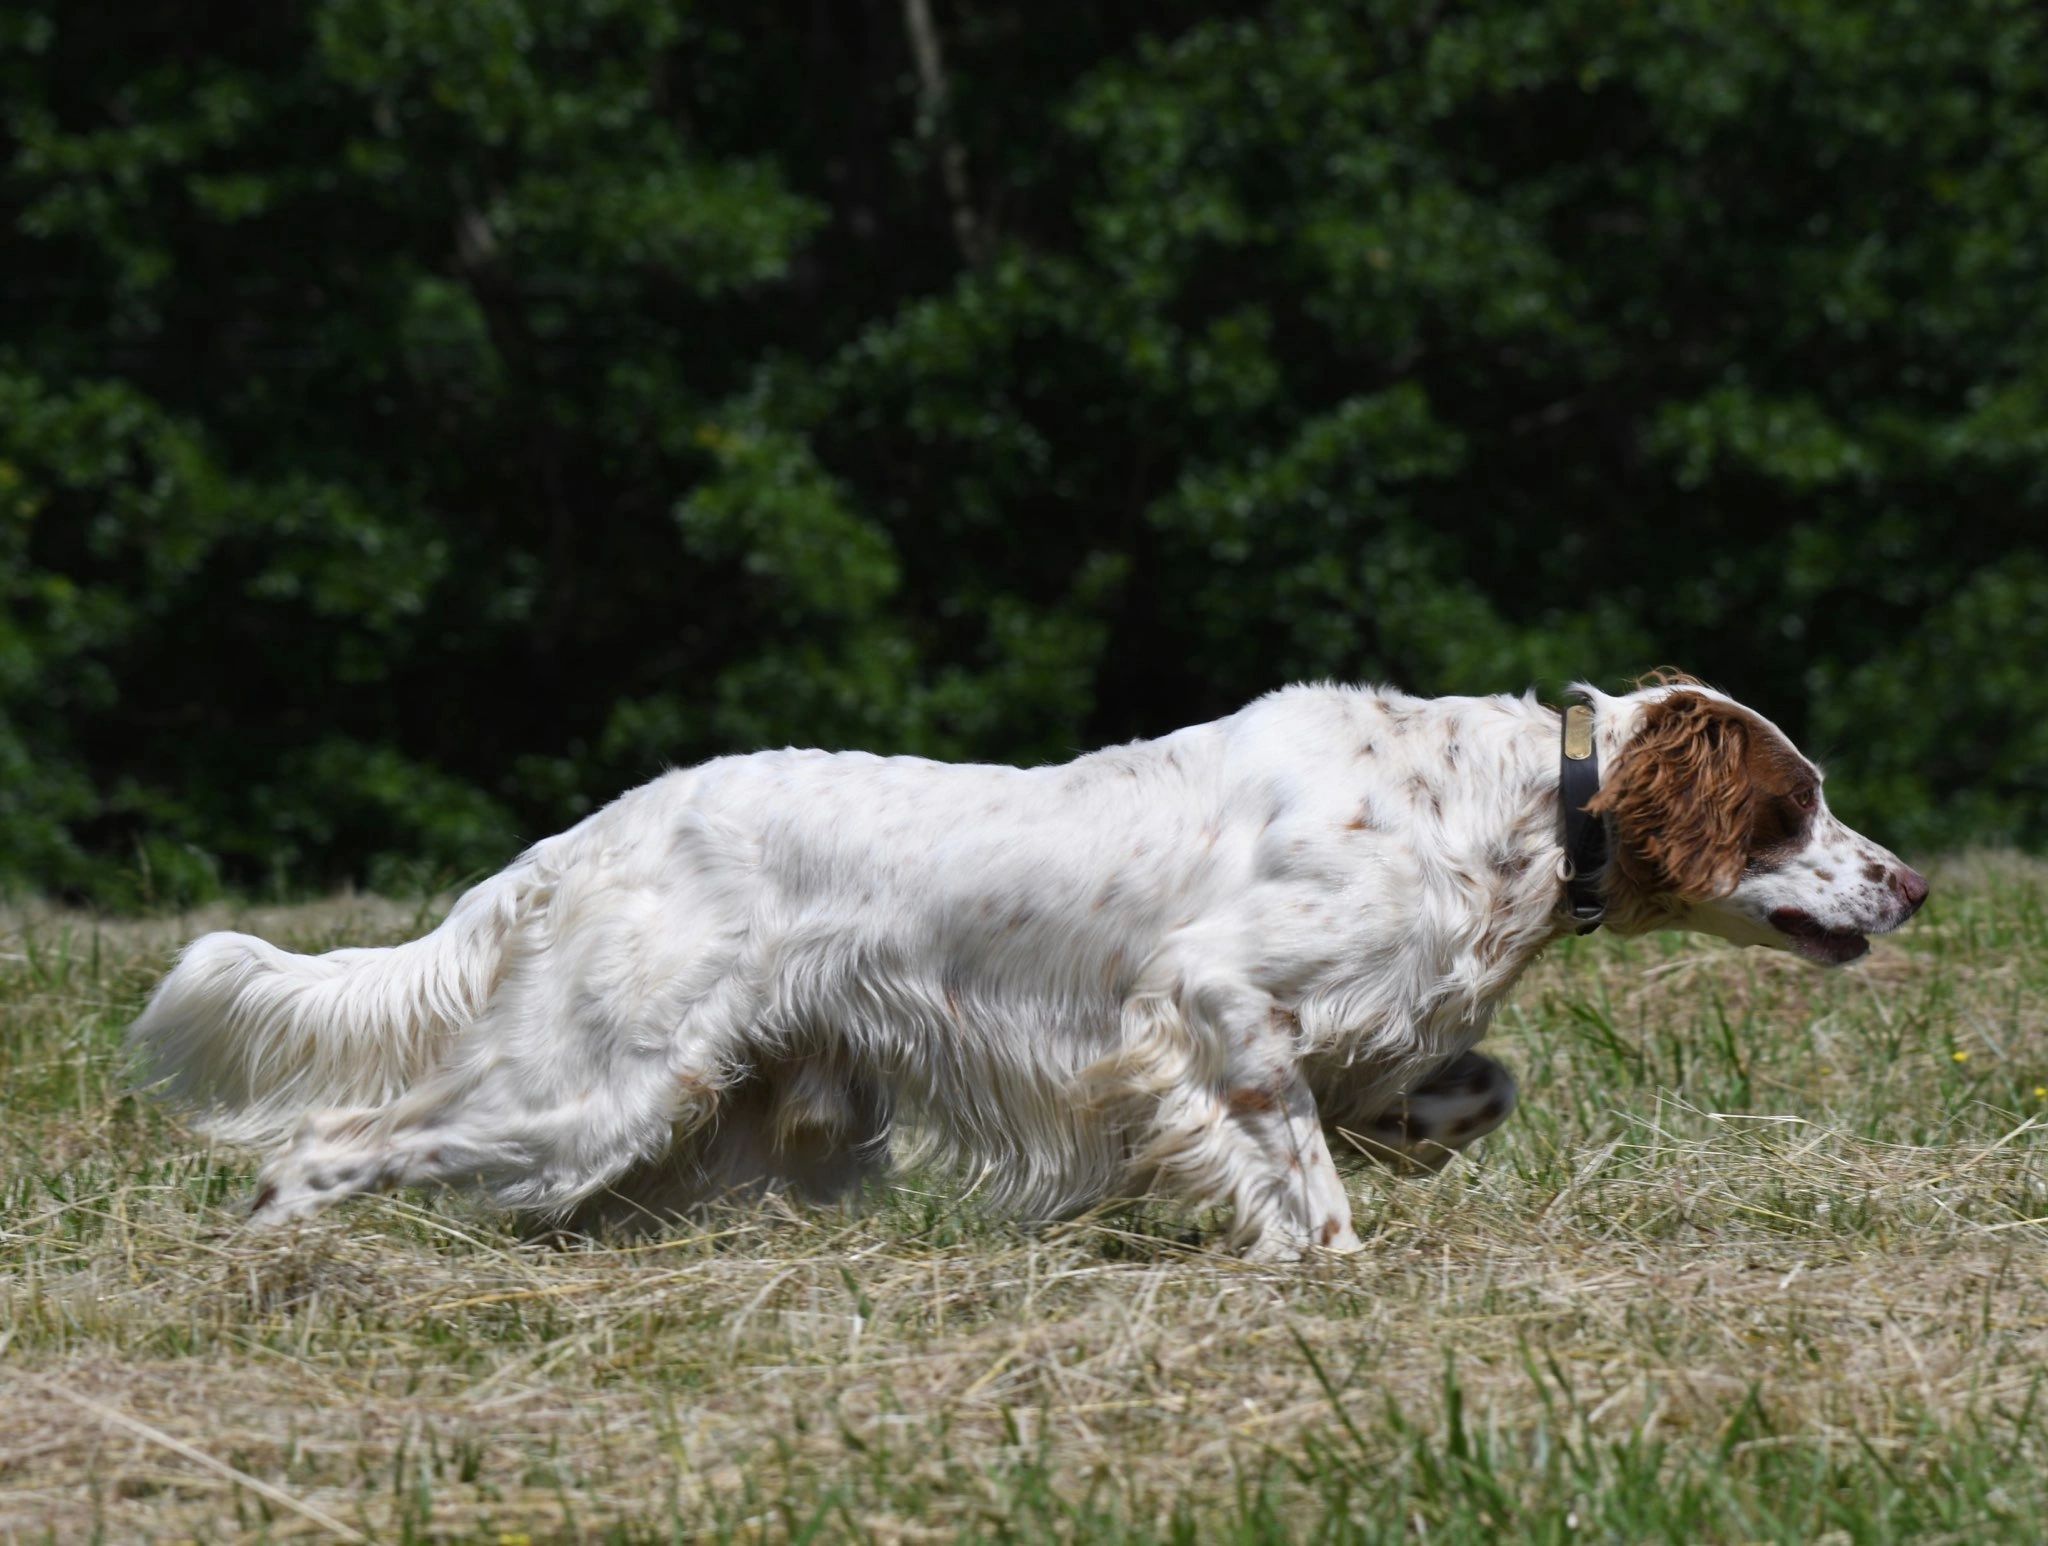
4,858,2047,1542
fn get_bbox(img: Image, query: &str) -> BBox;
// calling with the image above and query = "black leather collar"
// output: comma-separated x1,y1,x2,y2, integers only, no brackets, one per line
1559,695,1609,934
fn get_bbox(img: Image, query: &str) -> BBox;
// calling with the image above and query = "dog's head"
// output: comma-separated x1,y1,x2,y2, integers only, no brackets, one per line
1585,680,1927,963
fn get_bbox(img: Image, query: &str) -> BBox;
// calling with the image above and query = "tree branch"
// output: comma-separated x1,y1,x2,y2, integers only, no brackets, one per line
901,0,987,267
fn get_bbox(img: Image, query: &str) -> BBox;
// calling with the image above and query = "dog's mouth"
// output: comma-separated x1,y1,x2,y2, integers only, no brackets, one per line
1768,907,1870,965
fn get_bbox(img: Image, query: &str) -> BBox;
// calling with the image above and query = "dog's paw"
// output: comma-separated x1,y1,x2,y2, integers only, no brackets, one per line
1237,1215,1364,1262
246,1113,389,1226
1341,1050,1518,1174
246,1173,331,1227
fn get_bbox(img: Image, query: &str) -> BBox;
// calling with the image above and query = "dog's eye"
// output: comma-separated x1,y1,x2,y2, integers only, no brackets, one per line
1790,786,1817,813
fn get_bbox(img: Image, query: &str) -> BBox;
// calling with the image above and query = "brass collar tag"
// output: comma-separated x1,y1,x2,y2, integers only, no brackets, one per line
1563,704,1595,762
1558,698,1608,934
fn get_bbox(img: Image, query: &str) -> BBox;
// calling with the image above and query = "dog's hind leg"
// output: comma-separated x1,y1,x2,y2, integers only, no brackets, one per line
560,1055,892,1236
247,968,757,1226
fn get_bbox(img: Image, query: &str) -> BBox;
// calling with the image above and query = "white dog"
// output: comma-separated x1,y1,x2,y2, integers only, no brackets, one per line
130,676,1927,1257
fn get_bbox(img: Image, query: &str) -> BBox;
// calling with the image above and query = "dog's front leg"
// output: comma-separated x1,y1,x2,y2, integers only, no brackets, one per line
1216,1069,1362,1260
1128,985,1361,1260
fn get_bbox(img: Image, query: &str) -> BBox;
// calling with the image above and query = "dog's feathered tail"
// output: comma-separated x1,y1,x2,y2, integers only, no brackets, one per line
128,866,539,1148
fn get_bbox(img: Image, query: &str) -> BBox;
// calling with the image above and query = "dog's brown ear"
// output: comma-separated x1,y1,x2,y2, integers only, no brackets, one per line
1589,692,1755,902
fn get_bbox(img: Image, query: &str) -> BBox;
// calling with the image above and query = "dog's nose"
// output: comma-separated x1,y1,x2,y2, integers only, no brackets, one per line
1892,866,1930,914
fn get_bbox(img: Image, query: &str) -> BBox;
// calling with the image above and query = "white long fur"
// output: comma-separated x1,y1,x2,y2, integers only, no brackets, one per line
127,679,1917,1256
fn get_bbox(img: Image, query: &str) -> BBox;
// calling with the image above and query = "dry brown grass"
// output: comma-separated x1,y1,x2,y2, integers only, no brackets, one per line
4,858,2048,1541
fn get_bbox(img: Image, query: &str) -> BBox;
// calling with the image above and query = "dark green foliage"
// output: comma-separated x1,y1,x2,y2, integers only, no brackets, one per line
3,0,2043,901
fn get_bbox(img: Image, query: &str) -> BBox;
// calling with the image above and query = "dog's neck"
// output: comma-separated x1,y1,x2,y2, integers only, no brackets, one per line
1370,696,1606,1036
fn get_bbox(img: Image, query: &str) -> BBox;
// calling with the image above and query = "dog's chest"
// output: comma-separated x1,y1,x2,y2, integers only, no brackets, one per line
1242,816,1555,1063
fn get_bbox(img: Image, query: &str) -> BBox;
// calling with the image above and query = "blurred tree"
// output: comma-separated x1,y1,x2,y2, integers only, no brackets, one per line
1,0,2043,901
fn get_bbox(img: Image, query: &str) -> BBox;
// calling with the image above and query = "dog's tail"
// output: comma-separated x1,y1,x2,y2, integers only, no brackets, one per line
128,864,540,1148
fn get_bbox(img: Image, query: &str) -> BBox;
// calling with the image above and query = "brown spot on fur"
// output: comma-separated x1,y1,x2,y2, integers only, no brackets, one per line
1814,868,1835,883
1269,1004,1300,1033
1319,1218,1343,1246
1491,848,1532,879
1864,861,1886,883
1356,742,1377,759
1344,800,1382,832
1405,773,1440,815
1227,1086,1278,1115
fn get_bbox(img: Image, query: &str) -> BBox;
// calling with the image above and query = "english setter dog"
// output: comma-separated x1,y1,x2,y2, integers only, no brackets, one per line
130,676,1927,1258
